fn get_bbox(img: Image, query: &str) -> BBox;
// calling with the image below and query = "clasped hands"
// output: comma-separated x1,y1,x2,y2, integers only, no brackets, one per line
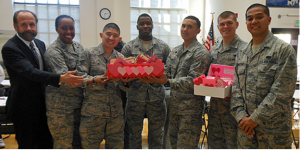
239,117,258,138
138,73,168,84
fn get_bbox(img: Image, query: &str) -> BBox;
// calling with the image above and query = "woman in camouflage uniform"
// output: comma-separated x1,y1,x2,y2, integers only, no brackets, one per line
44,15,84,149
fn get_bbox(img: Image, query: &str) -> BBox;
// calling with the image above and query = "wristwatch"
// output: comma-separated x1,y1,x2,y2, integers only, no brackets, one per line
164,79,170,87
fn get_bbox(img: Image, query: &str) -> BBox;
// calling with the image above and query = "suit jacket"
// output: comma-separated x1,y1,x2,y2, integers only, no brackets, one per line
1,35,60,122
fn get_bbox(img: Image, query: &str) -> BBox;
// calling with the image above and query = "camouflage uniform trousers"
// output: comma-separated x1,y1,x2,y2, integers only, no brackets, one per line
208,97,238,149
169,109,202,149
80,115,124,149
45,85,84,149
237,126,292,149
125,99,167,149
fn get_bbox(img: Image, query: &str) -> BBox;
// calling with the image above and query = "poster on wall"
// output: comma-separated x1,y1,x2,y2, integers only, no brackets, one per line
266,0,299,7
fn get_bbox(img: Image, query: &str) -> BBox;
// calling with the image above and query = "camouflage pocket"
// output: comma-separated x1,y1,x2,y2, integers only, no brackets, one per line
258,63,277,87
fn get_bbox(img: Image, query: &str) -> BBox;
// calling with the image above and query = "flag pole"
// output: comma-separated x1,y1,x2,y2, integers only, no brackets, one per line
211,12,215,45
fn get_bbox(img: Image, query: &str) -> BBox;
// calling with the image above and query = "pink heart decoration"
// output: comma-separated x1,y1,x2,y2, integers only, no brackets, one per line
144,66,154,75
118,66,126,75
125,66,133,75
137,66,145,75
132,67,139,75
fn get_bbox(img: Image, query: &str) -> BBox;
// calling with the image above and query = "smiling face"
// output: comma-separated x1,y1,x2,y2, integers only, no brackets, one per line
181,19,200,43
217,15,239,40
137,16,153,40
100,27,122,51
56,18,75,44
14,12,37,41
246,6,271,37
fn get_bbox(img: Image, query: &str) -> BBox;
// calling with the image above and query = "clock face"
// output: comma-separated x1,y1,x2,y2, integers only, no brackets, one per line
100,8,111,20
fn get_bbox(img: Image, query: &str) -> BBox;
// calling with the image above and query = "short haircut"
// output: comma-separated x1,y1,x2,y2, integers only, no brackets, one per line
103,23,121,35
184,15,201,29
55,15,74,28
137,13,153,23
218,11,237,24
246,3,270,19
13,10,38,24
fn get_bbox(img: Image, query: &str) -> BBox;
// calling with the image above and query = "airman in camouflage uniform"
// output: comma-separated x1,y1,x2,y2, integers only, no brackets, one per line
230,4,297,149
208,11,248,149
44,15,84,149
150,16,212,149
121,13,170,149
77,23,125,149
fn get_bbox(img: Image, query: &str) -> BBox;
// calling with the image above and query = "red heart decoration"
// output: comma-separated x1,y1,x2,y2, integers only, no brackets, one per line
137,66,145,75
193,77,203,85
212,67,216,74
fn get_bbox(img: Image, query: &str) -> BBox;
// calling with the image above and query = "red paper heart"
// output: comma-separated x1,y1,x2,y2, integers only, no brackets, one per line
204,84,214,87
193,77,202,85
137,66,145,75
212,67,216,74
125,66,133,75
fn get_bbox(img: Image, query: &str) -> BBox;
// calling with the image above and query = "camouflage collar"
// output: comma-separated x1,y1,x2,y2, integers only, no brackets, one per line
132,36,159,50
56,37,79,54
244,31,273,58
216,35,241,53
97,43,118,57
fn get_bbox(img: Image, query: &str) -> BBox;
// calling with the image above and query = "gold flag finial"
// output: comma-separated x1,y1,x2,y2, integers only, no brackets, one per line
211,12,215,20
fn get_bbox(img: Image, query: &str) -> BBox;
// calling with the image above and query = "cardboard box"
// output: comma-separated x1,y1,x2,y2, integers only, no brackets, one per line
194,64,235,98
107,62,164,78
194,84,232,98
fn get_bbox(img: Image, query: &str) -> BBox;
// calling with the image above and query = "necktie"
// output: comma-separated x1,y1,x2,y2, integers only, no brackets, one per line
29,42,40,67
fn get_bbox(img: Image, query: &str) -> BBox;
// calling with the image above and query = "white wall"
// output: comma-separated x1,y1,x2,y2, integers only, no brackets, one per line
79,0,130,48
0,0,14,31
0,0,298,48
204,0,299,43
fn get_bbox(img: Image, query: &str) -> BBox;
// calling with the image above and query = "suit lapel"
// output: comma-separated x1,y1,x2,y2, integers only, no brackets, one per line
12,35,40,69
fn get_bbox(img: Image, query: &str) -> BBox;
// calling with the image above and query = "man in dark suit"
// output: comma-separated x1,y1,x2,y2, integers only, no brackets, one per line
1,10,84,149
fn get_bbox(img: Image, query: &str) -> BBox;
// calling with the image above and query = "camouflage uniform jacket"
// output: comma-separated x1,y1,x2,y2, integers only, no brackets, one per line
77,44,125,117
210,35,247,102
44,37,84,88
230,32,297,133
121,36,171,102
166,39,212,115
210,35,247,66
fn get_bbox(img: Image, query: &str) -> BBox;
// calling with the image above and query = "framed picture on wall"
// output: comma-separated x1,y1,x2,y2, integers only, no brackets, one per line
266,0,299,7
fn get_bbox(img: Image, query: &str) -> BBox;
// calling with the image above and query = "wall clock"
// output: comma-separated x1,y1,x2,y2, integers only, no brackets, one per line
99,8,111,20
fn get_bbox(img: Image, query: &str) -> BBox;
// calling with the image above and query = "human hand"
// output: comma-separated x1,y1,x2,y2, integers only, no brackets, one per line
108,77,120,82
247,129,255,138
94,76,110,85
239,117,258,135
138,77,155,83
60,70,85,86
147,73,168,85
121,77,137,83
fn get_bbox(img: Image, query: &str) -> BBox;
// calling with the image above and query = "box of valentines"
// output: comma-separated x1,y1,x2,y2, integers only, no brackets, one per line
107,54,164,78
193,64,235,98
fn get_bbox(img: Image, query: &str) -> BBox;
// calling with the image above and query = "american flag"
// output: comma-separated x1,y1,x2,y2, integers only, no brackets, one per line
205,20,215,51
